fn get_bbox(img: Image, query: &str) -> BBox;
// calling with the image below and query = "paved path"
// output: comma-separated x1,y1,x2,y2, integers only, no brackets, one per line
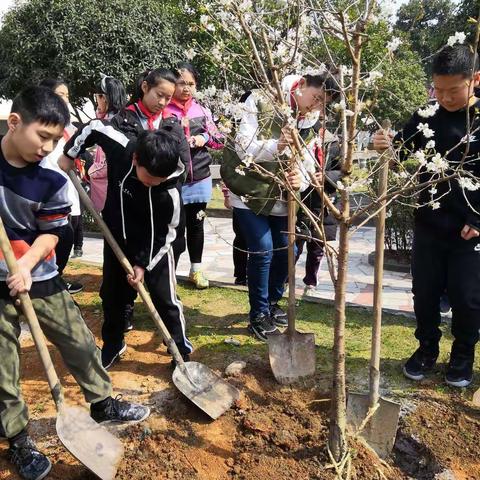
73,217,415,316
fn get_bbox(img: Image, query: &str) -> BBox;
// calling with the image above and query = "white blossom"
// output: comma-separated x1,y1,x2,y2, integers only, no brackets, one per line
426,153,448,173
242,155,254,167
418,102,440,119
363,71,383,87
238,0,252,11
279,104,293,117
235,166,246,176
429,186,438,195
203,85,217,97
200,14,216,32
458,176,480,191
413,150,427,166
184,48,197,60
447,31,466,47
417,123,435,139
196,210,206,220
425,140,436,149
430,201,441,210
386,37,402,53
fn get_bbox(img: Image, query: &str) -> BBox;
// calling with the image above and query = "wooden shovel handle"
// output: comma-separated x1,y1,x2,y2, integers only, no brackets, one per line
0,216,63,409
369,120,391,408
287,191,296,334
68,172,186,366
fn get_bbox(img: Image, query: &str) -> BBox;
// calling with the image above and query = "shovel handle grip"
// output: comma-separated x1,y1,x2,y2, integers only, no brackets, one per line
0,216,63,408
68,171,187,367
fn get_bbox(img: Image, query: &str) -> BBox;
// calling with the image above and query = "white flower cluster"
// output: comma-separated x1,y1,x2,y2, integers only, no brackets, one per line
458,176,480,191
429,201,441,210
426,140,435,149
363,71,383,87
417,123,435,139
426,153,448,173
184,48,197,60
196,210,206,221
447,31,466,47
332,100,353,116
386,37,402,53
200,14,216,32
413,150,427,166
417,102,439,119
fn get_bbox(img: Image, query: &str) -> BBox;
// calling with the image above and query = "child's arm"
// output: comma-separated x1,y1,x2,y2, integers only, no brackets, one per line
7,234,59,296
203,106,224,150
63,119,130,165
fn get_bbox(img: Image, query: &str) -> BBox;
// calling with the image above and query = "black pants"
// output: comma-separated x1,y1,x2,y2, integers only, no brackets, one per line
100,238,193,355
71,214,84,250
412,223,480,347
232,209,248,281
55,223,74,276
295,237,324,287
184,202,207,264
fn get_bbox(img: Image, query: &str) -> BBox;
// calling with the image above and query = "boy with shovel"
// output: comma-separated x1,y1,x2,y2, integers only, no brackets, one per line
0,86,150,480
374,44,480,388
62,106,193,369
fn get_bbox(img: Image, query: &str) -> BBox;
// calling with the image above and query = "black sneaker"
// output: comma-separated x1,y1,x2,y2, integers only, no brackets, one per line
66,281,84,294
71,248,83,258
445,342,474,388
170,353,191,368
249,313,279,342
90,395,150,424
123,304,134,333
234,277,247,286
8,435,51,480
101,341,127,369
270,303,288,327
403,344,439,381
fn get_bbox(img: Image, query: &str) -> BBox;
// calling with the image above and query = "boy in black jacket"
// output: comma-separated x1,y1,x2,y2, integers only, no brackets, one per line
63,120,193,369
374,44,480,388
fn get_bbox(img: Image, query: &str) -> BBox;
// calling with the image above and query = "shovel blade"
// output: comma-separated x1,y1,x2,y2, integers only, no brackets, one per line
172,361,240,420
347,392,400,459
268,330,316,385
56,406,124,480
472,387,480,406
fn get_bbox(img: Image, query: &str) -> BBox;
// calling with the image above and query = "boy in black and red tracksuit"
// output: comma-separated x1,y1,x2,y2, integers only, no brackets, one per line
64,118,193,369
374,44,480,388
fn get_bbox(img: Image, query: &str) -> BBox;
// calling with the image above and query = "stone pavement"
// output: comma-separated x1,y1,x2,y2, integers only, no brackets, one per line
73,217,415,317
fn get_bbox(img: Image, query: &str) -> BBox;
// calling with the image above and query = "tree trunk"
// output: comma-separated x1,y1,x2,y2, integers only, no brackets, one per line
328,191,350,462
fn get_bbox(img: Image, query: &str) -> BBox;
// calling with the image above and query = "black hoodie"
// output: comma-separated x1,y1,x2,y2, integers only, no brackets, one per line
64,119,186,270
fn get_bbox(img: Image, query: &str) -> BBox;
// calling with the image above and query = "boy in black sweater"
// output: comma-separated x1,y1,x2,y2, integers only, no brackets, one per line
374,44,480,387
63,120,193,369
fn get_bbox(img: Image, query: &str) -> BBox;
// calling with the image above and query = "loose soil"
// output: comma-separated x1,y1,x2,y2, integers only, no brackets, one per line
1,265,479,479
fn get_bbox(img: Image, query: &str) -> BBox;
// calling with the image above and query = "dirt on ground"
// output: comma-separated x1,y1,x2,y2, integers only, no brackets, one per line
1,266,480,480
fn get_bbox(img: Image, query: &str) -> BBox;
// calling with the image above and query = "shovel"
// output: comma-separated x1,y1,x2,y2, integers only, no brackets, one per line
346,123,400,458
267,184,316,384
0,216,123,480
69,171,240,420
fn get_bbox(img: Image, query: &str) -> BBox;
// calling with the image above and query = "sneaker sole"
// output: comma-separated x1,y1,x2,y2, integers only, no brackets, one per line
103,344,127,370
34,460,52,480
445,376,472,388
402,366,426,381
68,287,84,294
272,318,288,327
124,325,133,333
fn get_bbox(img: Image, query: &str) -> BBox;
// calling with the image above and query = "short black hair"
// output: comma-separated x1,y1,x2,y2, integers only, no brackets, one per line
433,44,479,78
135,127,180,178
39,78,68,91
11,86,70,127
304,68,340,102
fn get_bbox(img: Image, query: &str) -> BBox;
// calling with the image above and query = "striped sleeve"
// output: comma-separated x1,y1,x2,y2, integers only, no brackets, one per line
36,180,71,232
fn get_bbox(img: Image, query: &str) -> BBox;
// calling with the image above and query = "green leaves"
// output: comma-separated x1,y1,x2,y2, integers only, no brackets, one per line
0,0,188,107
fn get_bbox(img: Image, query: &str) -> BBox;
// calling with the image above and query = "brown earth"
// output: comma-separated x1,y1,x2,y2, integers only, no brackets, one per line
1,265,480,479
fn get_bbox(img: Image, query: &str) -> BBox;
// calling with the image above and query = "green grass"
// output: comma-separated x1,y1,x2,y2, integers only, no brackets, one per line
207,183,226,210
124,282,480,396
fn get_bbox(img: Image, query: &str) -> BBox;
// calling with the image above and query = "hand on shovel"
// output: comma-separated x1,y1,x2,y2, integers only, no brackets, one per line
6,259,32,297
127,265,145,289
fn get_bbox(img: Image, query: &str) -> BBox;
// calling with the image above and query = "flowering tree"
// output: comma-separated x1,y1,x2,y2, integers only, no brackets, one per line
186,0,480,475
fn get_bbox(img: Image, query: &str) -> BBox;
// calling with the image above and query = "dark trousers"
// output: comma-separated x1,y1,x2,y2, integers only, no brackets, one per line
232,209,248,281
55,223,74,275
100,239,193,355
71,213,84,250
295,237,324,287
412,224,480,348
184,202,207,264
